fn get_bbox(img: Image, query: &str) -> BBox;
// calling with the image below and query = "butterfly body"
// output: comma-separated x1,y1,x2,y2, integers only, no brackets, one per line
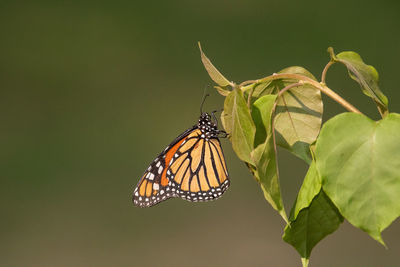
133,113,229,207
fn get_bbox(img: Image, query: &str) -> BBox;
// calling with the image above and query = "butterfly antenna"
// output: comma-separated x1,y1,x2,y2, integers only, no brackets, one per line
200,93,210,114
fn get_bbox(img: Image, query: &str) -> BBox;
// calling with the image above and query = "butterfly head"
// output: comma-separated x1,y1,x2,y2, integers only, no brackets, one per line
198,112,220,140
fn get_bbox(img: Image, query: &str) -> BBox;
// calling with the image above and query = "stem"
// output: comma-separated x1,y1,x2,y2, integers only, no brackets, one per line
321,61,334,84
301,258,309,267
241,73,363,114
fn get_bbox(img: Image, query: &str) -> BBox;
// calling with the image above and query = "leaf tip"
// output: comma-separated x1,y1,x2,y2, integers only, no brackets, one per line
327,47,337,61
373,233,387,248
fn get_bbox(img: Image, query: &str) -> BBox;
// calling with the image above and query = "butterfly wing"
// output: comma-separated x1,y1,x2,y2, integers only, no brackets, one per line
133,126,196,207
133,127,230,207
167,129,229,202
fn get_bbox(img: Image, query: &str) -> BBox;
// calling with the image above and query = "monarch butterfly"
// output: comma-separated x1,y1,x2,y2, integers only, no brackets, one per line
132,102,229,208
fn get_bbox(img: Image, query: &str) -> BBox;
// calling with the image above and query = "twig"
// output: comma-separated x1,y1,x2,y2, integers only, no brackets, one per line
241,73,363,114
321,61,334,85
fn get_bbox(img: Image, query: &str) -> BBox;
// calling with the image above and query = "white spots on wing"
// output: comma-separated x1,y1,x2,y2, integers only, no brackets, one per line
134,191,139,197
158,166,163,174
160,190,165,195
148,173,155,181
146,172,151,178
156,161,161,167
153,183,160,190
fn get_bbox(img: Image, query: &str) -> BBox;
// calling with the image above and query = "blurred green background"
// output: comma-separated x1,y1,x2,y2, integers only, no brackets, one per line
1,1,400,266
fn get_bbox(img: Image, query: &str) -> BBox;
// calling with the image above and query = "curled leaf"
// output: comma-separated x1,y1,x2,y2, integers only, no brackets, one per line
251,95,287,221
335,50,388,115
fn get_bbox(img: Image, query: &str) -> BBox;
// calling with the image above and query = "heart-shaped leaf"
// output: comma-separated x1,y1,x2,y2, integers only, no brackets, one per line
251,67,323,163
315,112,400,245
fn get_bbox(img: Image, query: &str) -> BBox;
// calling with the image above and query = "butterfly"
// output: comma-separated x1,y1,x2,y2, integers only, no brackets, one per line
132,110,230,208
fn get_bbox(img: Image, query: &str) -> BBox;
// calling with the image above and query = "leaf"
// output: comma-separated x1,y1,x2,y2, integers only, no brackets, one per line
251,94,277,147
223,88,256,165
290,161,321,221
198,42,232,87
315,112,400,245
214,85,231,96
283,190,343,260
250,80,274,98
335,51,389,115
254,66,323,163
251,95,287,222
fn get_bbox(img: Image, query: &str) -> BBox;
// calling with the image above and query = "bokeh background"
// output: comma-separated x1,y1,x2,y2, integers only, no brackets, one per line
1,1,400,266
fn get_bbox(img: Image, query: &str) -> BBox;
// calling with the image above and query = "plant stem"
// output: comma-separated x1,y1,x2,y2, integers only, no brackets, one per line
301,258,309,267
321,61,334,84
241,73,363,115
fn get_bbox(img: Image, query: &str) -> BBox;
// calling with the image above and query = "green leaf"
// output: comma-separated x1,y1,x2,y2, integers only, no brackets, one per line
223,88,256,165
335,51,389,115
275,67,323,163
250,80,274,97
214,85,231,96
283,190,343,260
315,113,400,245
251,95,277,147
290,161,321,221
198,42,232,87
252,66,323,163
251,95,287,222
